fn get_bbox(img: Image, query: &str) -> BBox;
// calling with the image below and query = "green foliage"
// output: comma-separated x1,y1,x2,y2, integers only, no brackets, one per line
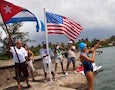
74,42,79,49
49,42,53,49
0,23,31,60
30,36,114,57
0,22,114,61
0,54,11,60
30,44,41,56
90,39,99,47
60,42,66,51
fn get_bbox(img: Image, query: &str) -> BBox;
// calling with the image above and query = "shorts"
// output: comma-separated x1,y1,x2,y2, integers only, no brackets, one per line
83,63,93,74
15,61,29,79
43,62,53,73
26,60,35,71
55,58,63,64
67,57,75,64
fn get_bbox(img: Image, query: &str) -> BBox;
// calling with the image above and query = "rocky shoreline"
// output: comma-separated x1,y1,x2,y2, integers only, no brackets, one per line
0,54,87,90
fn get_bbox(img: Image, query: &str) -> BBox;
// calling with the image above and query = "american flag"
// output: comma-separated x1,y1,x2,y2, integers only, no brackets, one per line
46,12,83,41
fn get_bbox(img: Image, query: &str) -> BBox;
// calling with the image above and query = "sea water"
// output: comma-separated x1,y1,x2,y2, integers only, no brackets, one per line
94,46,115,90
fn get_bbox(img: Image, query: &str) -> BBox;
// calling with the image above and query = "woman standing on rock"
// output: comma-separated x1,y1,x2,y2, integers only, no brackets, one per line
79,40,104,90
23,44,36,81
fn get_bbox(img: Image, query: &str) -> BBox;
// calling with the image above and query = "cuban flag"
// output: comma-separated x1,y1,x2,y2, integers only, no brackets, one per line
0,0,44,32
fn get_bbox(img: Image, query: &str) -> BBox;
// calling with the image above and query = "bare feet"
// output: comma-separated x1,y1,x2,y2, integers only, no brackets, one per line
26,84,32,88
32,78,36,82
43,79,48,83
52,77,57,81
54,78,57,81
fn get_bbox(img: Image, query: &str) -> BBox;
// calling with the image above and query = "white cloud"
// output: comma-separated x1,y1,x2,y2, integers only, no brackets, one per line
0,0,115,46
5,0,115,28
6,0,115,28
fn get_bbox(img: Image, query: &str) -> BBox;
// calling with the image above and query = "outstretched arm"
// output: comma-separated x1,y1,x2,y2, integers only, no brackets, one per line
88,40,105,53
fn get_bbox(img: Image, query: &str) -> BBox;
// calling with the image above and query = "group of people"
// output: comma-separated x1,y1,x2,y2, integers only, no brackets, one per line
9,39,104,90
39,41,77,82
52,40,77,76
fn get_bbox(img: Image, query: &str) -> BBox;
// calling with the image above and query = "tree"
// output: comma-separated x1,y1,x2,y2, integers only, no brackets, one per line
0,22,30,60
91,38,99,47
60,42,66,51
110,35,115,41
49,42,53,49
30,44,41,56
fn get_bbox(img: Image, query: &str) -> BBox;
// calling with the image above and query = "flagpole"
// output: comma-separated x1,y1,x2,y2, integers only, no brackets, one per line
0,13,12,49
43,8,52,82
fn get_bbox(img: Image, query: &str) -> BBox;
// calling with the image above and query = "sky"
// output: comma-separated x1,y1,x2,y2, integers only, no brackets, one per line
0,0,115,46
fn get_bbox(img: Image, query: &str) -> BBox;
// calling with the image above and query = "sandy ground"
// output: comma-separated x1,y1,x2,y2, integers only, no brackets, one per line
0,53,87,90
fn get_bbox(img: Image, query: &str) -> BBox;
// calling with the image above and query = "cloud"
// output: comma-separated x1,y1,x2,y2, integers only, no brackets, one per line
9,0,115,29
8,0,115,28
0,0,115,46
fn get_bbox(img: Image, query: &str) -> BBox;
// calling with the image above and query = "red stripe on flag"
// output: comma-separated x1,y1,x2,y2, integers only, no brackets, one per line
47,14,83,41
47,24,77,40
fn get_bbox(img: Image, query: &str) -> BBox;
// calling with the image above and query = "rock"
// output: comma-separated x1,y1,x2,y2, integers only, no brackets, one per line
0,52,87,90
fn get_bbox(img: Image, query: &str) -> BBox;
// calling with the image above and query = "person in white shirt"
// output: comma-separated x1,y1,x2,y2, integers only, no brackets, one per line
65,41,77,75
10,40,31,90
40,41,56,82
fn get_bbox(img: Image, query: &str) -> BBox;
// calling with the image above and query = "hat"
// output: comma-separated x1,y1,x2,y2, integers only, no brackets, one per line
42,41,46,45
56,46,60,49
79,42,87,50
68,41,73,44
71,46,76,50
